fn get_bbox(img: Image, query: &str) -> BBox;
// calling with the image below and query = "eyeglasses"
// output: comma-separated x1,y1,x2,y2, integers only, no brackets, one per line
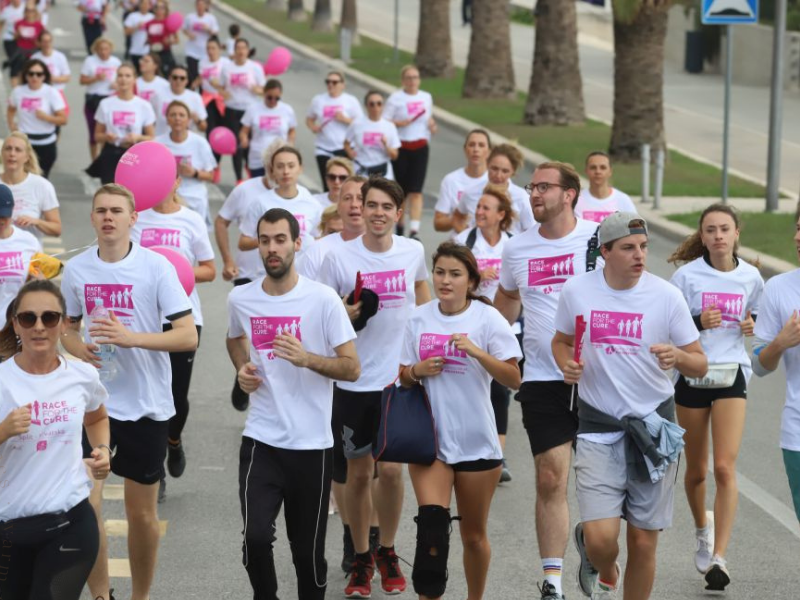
326,174,348,182
324,79,342,85
524,182,567,195
26,71,45,78
367,101,383,107
265,95,281,101
171,75,188,81
15,311,62,329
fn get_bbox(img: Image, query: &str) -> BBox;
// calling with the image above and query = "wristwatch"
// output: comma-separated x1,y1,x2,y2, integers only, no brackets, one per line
96,443,115,459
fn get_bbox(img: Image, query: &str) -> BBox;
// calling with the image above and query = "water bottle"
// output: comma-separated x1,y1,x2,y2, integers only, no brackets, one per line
90,298,118,383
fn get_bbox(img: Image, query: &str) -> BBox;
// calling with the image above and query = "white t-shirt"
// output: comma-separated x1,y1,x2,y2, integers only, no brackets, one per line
8,84,66,144
6,173,59,240
0,357,107,521
198,56,230,95
136,75,170,104
31,50,70,91
312,191,336,209
401,301,521,464
217,176,270,281
131,206,215,326
383,89,434,142
154,132,217,225
94,95,156,147
123,10,153,56
555,270,699,443
240,101,297,170
81,54,121,96
1,4,24,41
77,0,105,19
183,12,219,60
457,181,534,236
0,227,41,328
670,256,763,381
753,270,800,451
61,244,192,421
296,231,348,281
436,167,488,217
153,88,208,136
345,117,401,170
455,227,511,302
574,188,637,224
306,91,363,154
499,218,601,382
227,275,356,449
221,60,266,111
319,235,428,391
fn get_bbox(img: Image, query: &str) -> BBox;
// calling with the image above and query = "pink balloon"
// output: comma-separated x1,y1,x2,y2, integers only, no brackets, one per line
165,11,184,33
149,246,195,296
208,126,237,156
263,47,292,76
115,141,177,212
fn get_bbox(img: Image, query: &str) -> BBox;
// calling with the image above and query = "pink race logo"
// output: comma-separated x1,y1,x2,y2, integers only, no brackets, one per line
112,111,136,127
0,251,25,280
362,269,407,310
527,253,576,289
293,214,307,234
96,67,116,80
230,72,250,87
139,89,154,101
140,228,181,248
259,115,282,132
251,316,301,360
192,21,206,31
419,333,468,373
477,258,501,290
406,100,425,118
582,210,614,223
590,310,644,347
362,131,383,147
20,97,42,112
322,105,343,119
85,284,135,316
201,66,218,80
702,292,743,323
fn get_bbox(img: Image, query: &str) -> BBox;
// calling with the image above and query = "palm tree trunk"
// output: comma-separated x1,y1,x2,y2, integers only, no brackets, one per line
288,0,305,21
266,0,286,9
416,0,454,78
523,0,585,125
340,0,359,44
312,0,332,32
463,0,515,98
609,2,670,161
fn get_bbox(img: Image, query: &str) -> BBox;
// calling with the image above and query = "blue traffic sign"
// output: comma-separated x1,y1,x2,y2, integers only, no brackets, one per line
702,0,759,25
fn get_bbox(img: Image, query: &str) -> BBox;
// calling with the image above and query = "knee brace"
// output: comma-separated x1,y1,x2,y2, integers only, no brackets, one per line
412,505,460,598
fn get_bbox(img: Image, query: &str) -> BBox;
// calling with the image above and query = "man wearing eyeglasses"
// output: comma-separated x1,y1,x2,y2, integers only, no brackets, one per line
152,64,207,136
306,70,363,192
494,161,602,600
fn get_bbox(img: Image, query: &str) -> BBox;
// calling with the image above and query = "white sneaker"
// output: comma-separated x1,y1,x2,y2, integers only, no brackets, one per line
704,554,731,592
694,510,715,574
590,563,620,600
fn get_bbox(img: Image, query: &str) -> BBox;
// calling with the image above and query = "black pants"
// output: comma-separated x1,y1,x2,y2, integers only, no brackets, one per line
0,499,99,600
491,379,510,436
224,107,247,180
81,17,103,53
163,324,202,442
157,48,175,77
31,141,57,179
187,56,200,89
239,437,331,600
315,149,348,192
85,143,126,184
205,98,224,164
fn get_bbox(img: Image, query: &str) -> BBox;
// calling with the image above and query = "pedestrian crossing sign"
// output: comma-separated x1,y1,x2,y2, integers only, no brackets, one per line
702,0,759,24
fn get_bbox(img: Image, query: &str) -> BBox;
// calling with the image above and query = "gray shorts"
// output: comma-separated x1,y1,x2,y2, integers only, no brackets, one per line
574,437,678,531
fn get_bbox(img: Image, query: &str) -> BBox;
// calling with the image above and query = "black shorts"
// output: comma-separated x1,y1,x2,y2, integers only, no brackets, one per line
449,458,503,472
517,380,578,456
334,386,382,460
83,417,169,485
331,386,348,484
675,366,747,409
392,144,429,195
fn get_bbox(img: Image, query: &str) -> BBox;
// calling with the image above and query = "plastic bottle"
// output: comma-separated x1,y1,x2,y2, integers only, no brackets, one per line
90,298,118,382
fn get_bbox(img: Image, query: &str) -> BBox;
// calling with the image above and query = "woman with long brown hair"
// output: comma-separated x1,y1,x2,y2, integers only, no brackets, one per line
668,203,764,592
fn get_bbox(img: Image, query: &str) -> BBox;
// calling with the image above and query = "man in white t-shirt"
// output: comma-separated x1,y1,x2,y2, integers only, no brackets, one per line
318,177,430,597
493,161,600,600
227,208,359,600
60,184,197,600
574,152,637,224
552,212,706,600
153,65,208,136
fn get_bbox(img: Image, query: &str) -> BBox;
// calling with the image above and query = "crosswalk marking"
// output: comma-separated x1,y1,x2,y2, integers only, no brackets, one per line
106,519,169,538
108,559,132,578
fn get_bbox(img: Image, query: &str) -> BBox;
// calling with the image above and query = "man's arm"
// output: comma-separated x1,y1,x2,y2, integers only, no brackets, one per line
415,279,431,305
88,312,198,353
272,336,360,382
61,318,101,367
493,286,521,325
650,340,707,379
754,311,800,374
552,330,582,384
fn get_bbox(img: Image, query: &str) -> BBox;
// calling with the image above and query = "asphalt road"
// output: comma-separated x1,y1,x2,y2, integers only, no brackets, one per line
4,1,798,598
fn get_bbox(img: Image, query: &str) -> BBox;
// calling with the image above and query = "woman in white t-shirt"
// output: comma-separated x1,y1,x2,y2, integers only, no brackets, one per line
0,279,111,600
344,90,400,178
79,37,120,160
667,204,764,591
197,35,229,170
31,30,71,94
182,0,218,86
135,51,169,105
0,132,61,239
122,0,153,71
6,58,66,178
399,241,521,600
239,78,297,179
88,63,156,183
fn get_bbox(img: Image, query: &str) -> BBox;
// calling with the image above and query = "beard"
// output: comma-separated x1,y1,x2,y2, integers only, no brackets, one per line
263,252,294,280
533,198,566,224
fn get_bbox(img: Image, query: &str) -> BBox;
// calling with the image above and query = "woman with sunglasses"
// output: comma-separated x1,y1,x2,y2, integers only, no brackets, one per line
197,35,230,171
239,78,296,179
312,156,354,208
135,51,169,104
306,70,363,191
0,279,111,600
79,37,120,160
0,132,61,240
7,59,66,179
344,90,400,179
145,1,177,76
399,241,521,600
153,64,207,136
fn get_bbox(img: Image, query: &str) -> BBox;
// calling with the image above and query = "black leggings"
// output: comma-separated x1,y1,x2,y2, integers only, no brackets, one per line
163,324,201,442
239,437,331,600
0,499,99,600
81,17,103,54
491,379,510,436
205,99,224,164
31,142,57,179
224,107,246,181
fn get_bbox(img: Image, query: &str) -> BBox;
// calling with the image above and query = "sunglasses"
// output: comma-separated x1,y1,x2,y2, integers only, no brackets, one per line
171,75,188,81
367,101,383,107
326,174,348,182
324,79,342,85
15,311,62,329
265,95,281,101
26,71,45,78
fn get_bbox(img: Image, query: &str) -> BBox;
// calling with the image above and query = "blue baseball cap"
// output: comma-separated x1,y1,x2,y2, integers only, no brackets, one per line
0,184,14,218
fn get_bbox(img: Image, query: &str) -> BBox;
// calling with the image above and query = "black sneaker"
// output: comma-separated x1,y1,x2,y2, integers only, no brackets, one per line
538,581,565,600
499,458,512,483
231,378,249,411
94,589,115,600
395,223,405,237
341,528,356,573
158,477,166,504
408,231,420,241
167,441,186,478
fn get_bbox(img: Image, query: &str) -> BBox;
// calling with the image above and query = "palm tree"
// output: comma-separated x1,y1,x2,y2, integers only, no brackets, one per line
288,0,305,21
416,0,454,78
340,0,358,44
609,0,671,161
523,0,585,125
312,0,332,32
463,0,515,98
266,0,286,8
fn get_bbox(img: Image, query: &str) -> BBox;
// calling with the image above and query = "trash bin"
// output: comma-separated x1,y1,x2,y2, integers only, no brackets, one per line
685,30,704,74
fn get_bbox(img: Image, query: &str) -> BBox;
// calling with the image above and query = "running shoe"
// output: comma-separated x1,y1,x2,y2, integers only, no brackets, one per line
500,458,512,483
589,563,620,600
94,589,115,600
695,510,715,574
374,546,407,594
341,529,356,573
574,521,598,596
231,378,249,411
408,231,420,242
537,581,565,599
158,477,166,504
167,441,186,478
704,554,730,592
345,554,374,598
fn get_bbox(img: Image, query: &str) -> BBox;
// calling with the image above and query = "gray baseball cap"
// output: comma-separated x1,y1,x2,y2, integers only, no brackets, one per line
598,211,648,246
0,184,14,218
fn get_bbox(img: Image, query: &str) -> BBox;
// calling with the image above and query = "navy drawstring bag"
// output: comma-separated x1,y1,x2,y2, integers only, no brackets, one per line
373,380,438,465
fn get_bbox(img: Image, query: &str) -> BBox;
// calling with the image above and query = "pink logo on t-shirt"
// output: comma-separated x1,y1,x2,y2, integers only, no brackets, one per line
477,258,501,291
293,214,307,235
140,228,181,248
230,72,250,87
139,89,155,101
527,253,576,292
30,399,77,427
36,440,47,452
590,310,644,351
96,66,116,81
85,284,135,319
406,101,425,118
259,115,281,132
702,292,744,324
173,155,192,169
251,316,301,360
112,111,136,127
582,210,614,223
20,97,42,112
192,21,206,32
419,333,468,374
322,104,342,119
362,269,406,310
362,131,383,147
30,400,41,426
0,252,25,281
201,65,219,80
